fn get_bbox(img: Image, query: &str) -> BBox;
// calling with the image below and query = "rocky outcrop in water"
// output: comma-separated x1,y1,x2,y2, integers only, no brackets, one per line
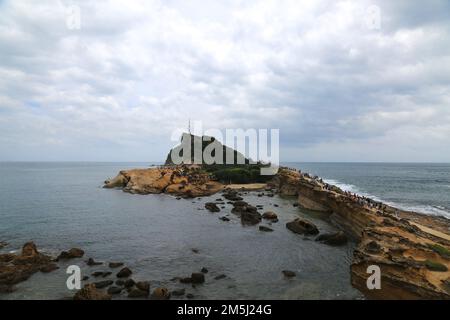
104,165,223,198
270,168,450,299
0,242,56,293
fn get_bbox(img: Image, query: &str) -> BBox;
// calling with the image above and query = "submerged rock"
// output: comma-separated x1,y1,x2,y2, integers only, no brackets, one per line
136,281,150,292
315,231,348,246
116,267,132,278
286,218,319,235
214,274,226,280
94,280,114,289
282,270,296,278
172,288,186,296
205,202,220,213
259,226,274,232
191,273,205,284
109,262,124,268
107,286,123,295
86,258,102,266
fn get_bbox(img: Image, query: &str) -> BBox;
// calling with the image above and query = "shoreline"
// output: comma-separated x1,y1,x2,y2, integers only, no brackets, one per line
2,164,449,299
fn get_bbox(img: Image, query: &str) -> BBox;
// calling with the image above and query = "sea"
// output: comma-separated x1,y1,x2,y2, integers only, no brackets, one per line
0,162,448,300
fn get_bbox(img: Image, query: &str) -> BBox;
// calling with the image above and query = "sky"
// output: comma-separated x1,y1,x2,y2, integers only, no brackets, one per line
0,0,449,162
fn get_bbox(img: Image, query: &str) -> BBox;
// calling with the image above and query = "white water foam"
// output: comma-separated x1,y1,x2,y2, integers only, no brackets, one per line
323,179,450,220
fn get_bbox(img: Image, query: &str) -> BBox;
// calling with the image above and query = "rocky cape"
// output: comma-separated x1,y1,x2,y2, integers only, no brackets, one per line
270,169,450,299
104,165,224,198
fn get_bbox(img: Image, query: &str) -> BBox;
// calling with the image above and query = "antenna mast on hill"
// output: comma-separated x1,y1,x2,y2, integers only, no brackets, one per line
188,118,191,134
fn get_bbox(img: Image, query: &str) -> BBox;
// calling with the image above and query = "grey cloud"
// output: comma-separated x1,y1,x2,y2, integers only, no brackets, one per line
0,0,449,161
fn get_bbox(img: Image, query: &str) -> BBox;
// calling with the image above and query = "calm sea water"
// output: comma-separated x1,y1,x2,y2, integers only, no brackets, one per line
1,162,448,300
0,162,360,300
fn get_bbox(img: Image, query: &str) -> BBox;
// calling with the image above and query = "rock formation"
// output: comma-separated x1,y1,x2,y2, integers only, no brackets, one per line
270,168,450,299
0,242,56,293
104,165,223,198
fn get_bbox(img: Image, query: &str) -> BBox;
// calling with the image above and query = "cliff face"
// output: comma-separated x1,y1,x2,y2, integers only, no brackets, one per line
270,168,450,299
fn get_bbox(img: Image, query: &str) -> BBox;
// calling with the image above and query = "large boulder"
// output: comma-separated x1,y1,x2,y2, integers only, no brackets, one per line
262,211,278,221
241,210,262,226
116,267,132,278
286,218,319,235
57,248,84,260
151,287,170,300
73,283,111,300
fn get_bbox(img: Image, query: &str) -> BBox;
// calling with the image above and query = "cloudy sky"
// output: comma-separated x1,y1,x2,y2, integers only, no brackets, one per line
1,0,449,162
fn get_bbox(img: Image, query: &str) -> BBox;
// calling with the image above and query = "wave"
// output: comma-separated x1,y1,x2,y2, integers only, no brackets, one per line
323,179,450,220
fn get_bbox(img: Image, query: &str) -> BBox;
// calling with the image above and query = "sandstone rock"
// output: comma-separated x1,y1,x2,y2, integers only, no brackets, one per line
74,284,111,300
116,267,132,278
286,218,319,235
57,248,84,260
315,231,348,246
151,287,170,300
136,281,150,292
262,211,278,221
22,242,39,257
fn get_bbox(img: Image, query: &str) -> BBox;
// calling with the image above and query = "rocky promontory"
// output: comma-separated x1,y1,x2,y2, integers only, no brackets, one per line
270,168,450,299
104,165,223,198
103,134,450,299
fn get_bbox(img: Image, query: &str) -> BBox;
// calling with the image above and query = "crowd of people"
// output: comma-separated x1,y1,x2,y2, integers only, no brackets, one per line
282,166,389,213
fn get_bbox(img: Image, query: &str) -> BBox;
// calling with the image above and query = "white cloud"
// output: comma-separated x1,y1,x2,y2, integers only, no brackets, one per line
0,0,449,161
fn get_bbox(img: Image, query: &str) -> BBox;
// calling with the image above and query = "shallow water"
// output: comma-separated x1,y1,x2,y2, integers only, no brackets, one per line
0,162,361,300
